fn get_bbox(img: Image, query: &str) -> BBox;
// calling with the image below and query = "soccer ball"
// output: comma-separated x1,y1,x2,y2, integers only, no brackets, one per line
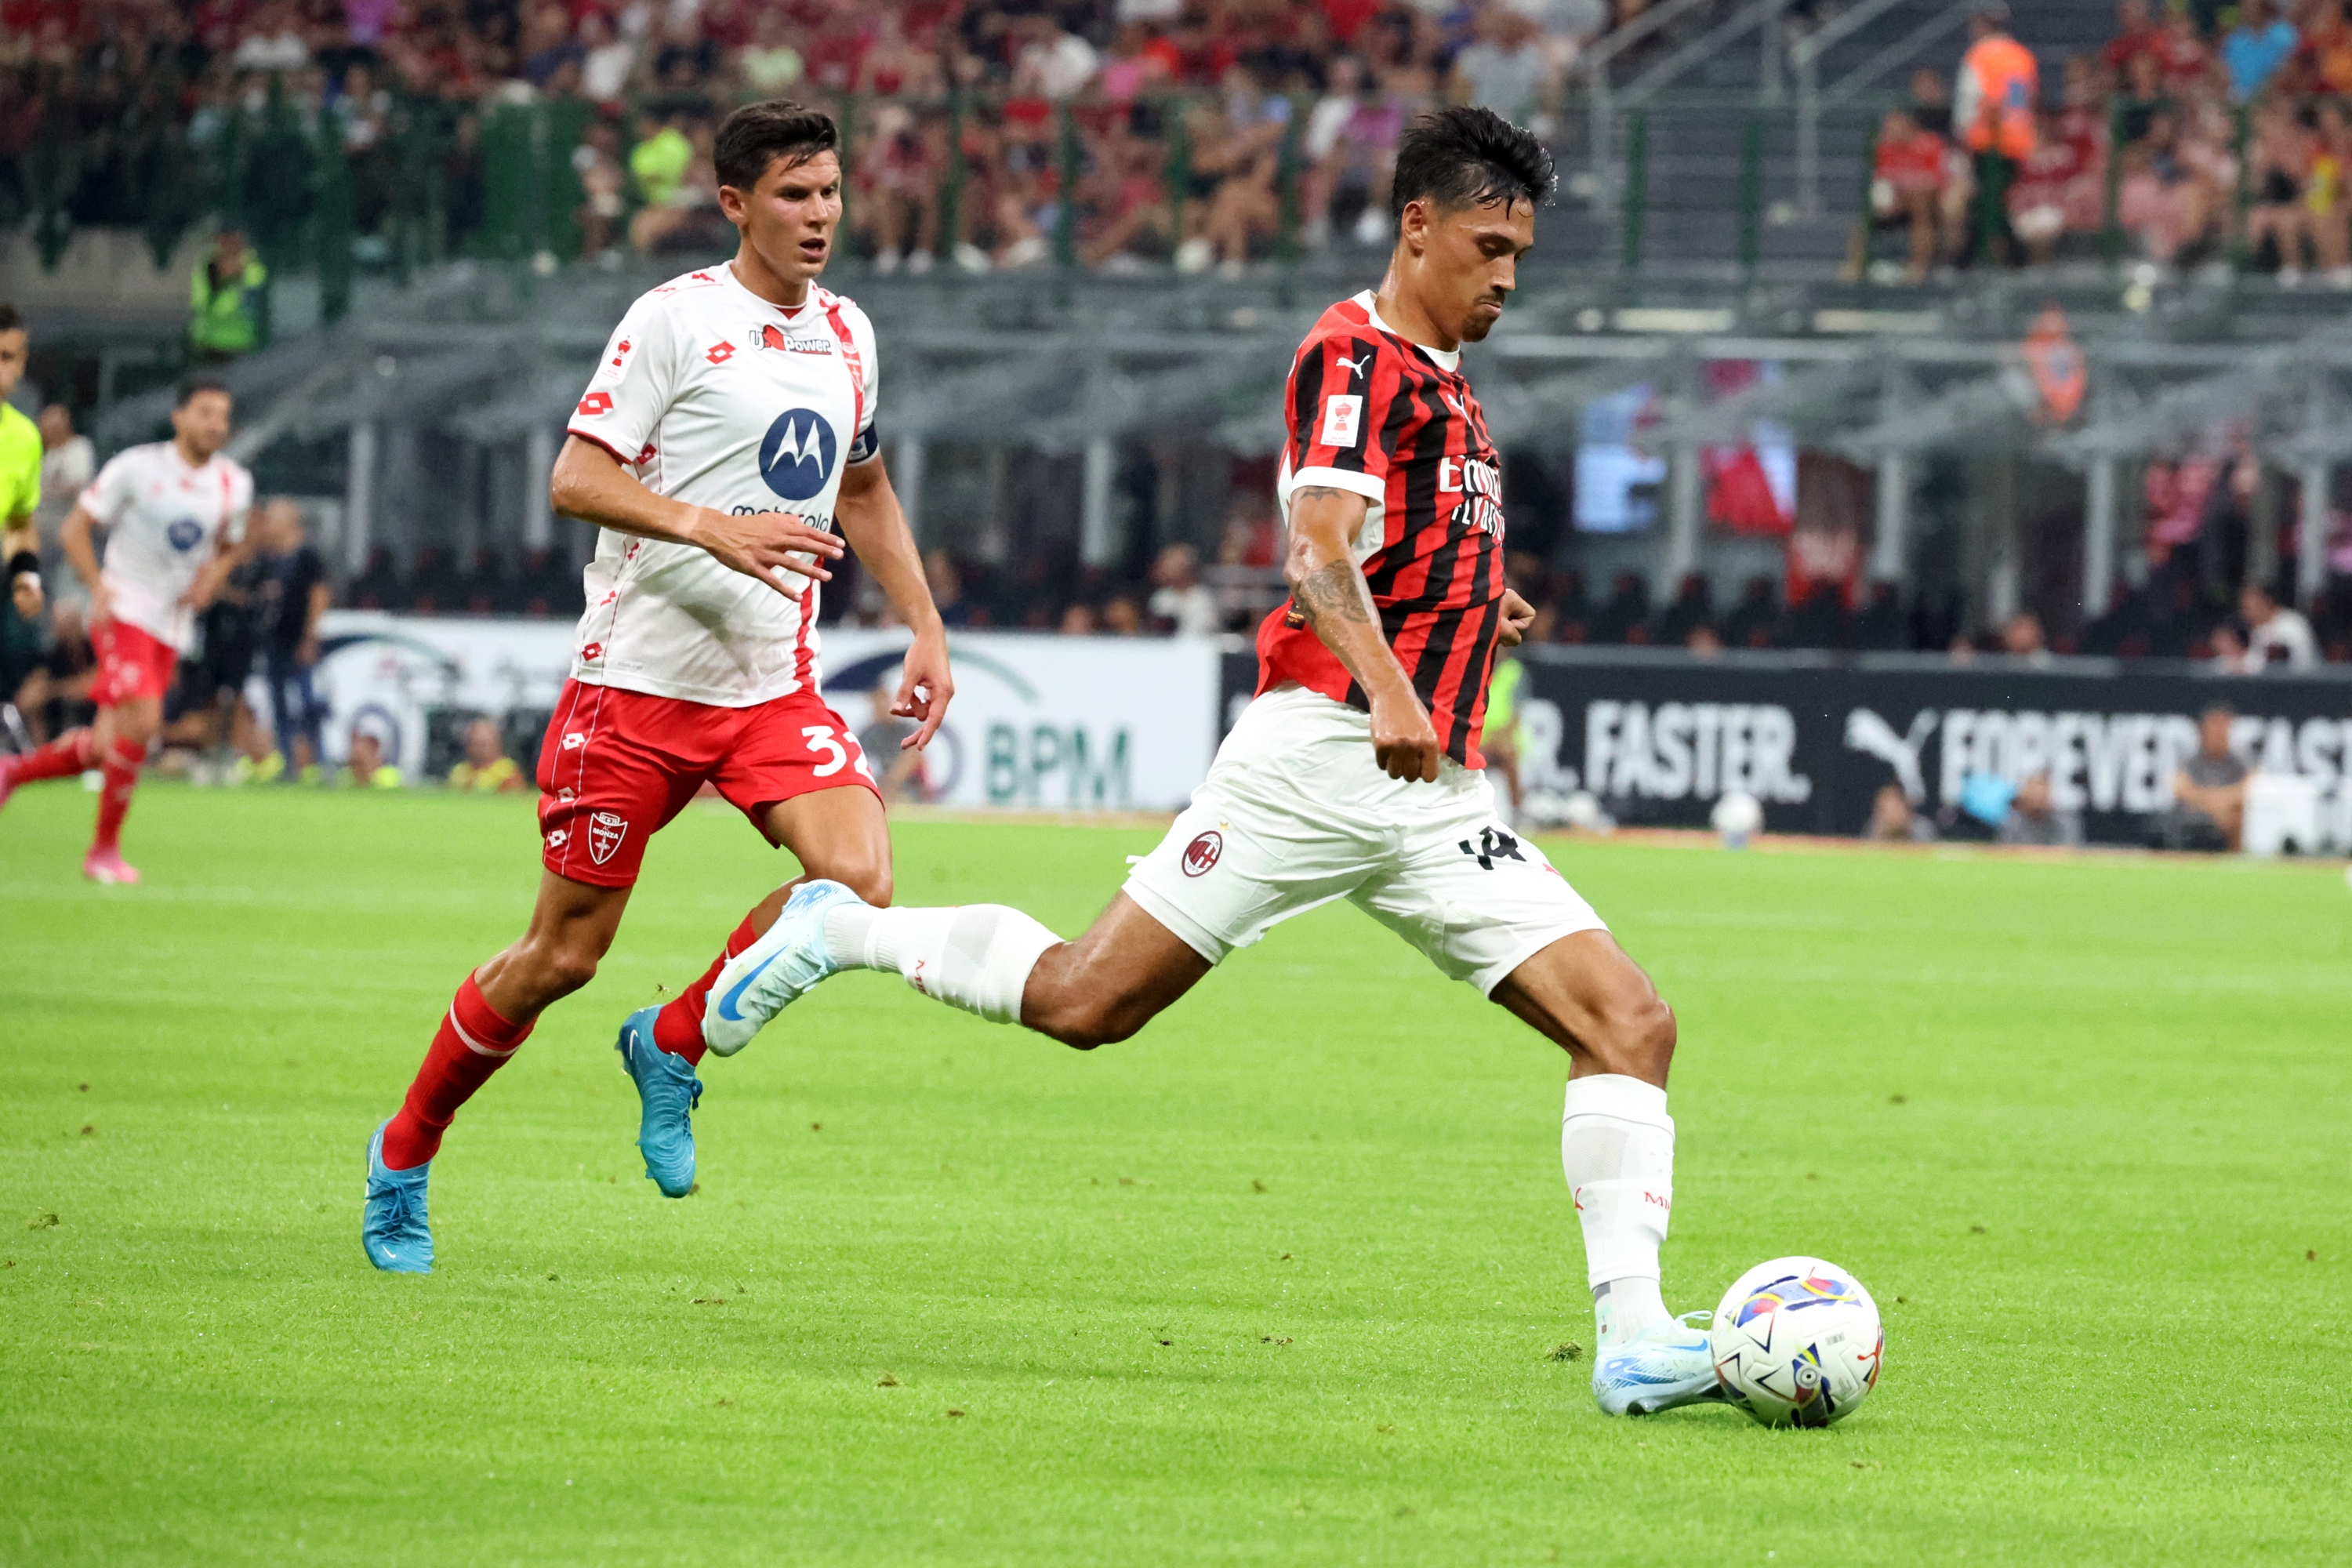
1710,790,1763,848
1711,1257,1883,1428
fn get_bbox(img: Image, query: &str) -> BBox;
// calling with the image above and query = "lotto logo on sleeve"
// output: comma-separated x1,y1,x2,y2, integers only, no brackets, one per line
1320,394,1363,448
577,390,612,417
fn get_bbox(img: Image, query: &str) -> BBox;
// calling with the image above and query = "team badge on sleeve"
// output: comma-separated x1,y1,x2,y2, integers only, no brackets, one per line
1320,394,1363,448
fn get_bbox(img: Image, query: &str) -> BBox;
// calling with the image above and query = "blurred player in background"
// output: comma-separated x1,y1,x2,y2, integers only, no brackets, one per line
1,305,45,735
0,379,251,883
1,306,41,622
362,100,952,1273
704,109,1720,1421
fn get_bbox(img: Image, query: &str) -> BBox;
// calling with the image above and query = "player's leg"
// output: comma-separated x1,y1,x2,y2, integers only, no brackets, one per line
1489,932,1679,1350
821,888,1212,1047
0,720,96,805
85,691,160,882
618,781,894,1196
1352,801,1711,1415
364,869,632,1272
704,713,1369,1054
366,681,700,1268
644,782,894,1069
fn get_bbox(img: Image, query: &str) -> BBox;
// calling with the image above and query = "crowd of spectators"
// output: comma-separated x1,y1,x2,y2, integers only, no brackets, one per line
1867,0,2352,283
0,0,1642,278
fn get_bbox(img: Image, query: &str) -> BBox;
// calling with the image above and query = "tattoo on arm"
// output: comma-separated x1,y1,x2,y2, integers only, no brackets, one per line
1293,557,1372,627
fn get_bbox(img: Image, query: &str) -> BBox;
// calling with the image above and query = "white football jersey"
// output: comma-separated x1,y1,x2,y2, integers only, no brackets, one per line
564,263,880,706
80,441,254,653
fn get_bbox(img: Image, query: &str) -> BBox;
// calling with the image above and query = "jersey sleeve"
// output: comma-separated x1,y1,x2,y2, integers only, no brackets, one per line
1285,330,1396,505
78,450,140,527
838,296,880,465
223,466,255,546
568,291,681,466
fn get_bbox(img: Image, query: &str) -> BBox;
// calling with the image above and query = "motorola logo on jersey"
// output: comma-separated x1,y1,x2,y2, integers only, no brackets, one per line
758,408,837,501
165,517,204,551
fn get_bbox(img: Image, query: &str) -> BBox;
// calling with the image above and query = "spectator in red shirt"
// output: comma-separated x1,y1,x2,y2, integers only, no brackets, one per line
1870,106,1951,280
2155,6,2214,99
2105,0,2161,80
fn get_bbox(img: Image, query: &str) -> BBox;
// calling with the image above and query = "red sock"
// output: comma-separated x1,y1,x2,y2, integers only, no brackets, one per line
380,975,535,1170
92,736,143,851
9,728,93,784
652,913,763,1066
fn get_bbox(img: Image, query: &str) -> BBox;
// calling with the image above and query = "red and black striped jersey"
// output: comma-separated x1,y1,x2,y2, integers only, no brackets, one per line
1256,290,1508,768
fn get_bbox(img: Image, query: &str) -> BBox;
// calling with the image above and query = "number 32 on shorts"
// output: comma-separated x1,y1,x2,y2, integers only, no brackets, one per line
802,724,874,782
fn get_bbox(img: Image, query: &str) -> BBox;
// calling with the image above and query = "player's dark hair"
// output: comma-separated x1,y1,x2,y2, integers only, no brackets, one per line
1390,107,1555,220
176,374,230,408
0,303,22,335
714,100,839,192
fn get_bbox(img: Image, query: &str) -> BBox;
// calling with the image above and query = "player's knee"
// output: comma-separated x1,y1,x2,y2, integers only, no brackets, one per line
843,862,892,908
1038,993,1149,1051
1595,994,1675,1081
528,940,602,1000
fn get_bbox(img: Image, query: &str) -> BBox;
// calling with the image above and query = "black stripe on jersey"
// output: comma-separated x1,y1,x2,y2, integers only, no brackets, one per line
1428,534,1501,761
1405,517,1478,714
1289,343,1328,470
1447,590,1507,762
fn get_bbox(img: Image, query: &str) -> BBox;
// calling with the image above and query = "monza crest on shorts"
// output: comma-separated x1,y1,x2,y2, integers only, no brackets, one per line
1181,830,1223,877
587,811,629,866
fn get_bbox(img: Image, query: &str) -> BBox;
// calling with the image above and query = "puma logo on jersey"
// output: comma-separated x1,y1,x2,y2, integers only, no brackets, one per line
1337,353,1371,381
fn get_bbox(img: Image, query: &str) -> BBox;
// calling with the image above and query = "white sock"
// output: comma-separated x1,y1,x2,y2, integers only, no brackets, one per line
1562,1073,1675,1348
824,903,1062,1025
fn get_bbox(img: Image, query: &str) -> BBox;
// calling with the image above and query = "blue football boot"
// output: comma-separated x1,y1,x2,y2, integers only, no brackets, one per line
362,1123,434,1274
616,1004,702,1197
1592,1312,1742,1416
701,879,866,1057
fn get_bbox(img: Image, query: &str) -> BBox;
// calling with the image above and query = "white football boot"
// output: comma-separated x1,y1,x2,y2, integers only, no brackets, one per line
701,879,866,1056
1592,1312,1744,1417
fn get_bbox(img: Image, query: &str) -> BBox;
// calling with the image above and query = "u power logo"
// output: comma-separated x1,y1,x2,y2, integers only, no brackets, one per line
759,408,837,502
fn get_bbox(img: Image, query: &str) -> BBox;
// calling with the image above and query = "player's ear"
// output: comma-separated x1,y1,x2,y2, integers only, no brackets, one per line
1398,197,1431,257
717,183,748,226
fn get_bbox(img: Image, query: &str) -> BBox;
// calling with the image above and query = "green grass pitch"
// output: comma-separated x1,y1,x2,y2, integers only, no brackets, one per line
2,784,2348,1564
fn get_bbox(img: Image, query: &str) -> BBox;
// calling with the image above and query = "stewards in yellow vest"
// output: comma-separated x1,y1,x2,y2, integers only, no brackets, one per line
190,230,267,361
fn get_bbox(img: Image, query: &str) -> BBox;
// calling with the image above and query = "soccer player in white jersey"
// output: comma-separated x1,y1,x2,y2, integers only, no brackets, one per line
701,111,1726,1417
361,101,953,1273
0,378,252,884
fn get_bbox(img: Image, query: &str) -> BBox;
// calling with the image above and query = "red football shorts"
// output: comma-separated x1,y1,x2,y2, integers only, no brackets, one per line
535,679,879,889
90,619,179,708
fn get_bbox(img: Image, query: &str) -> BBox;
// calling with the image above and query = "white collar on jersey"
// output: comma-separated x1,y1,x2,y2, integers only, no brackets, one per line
1354,289,1461,372
721,259,817,323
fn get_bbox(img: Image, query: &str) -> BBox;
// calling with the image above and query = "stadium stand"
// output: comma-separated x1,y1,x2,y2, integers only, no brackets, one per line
1,0,2350,670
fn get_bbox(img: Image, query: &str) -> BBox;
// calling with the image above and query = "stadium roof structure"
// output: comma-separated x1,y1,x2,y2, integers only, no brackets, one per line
103,255,2352,608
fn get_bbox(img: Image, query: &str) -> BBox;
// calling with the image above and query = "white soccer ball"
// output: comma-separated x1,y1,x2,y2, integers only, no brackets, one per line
1711,790,1763,847
1711,1256,1883,1428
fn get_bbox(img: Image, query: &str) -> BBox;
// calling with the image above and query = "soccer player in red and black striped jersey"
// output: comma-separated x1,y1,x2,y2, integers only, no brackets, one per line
702,109,1726,1418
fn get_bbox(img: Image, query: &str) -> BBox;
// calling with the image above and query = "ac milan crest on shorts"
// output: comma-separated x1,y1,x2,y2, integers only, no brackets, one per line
89,619,179,708
535,678,878,889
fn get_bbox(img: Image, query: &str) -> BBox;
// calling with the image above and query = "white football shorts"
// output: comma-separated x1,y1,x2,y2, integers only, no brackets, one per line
1123,683,1607,996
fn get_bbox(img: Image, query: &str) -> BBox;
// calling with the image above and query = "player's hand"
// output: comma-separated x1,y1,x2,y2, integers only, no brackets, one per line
10,573,39,620
894,624,954,750
1369,684,1442,783
688,506,845,593
297,633,320,667
87,581,114,630
1497,587,1535,648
